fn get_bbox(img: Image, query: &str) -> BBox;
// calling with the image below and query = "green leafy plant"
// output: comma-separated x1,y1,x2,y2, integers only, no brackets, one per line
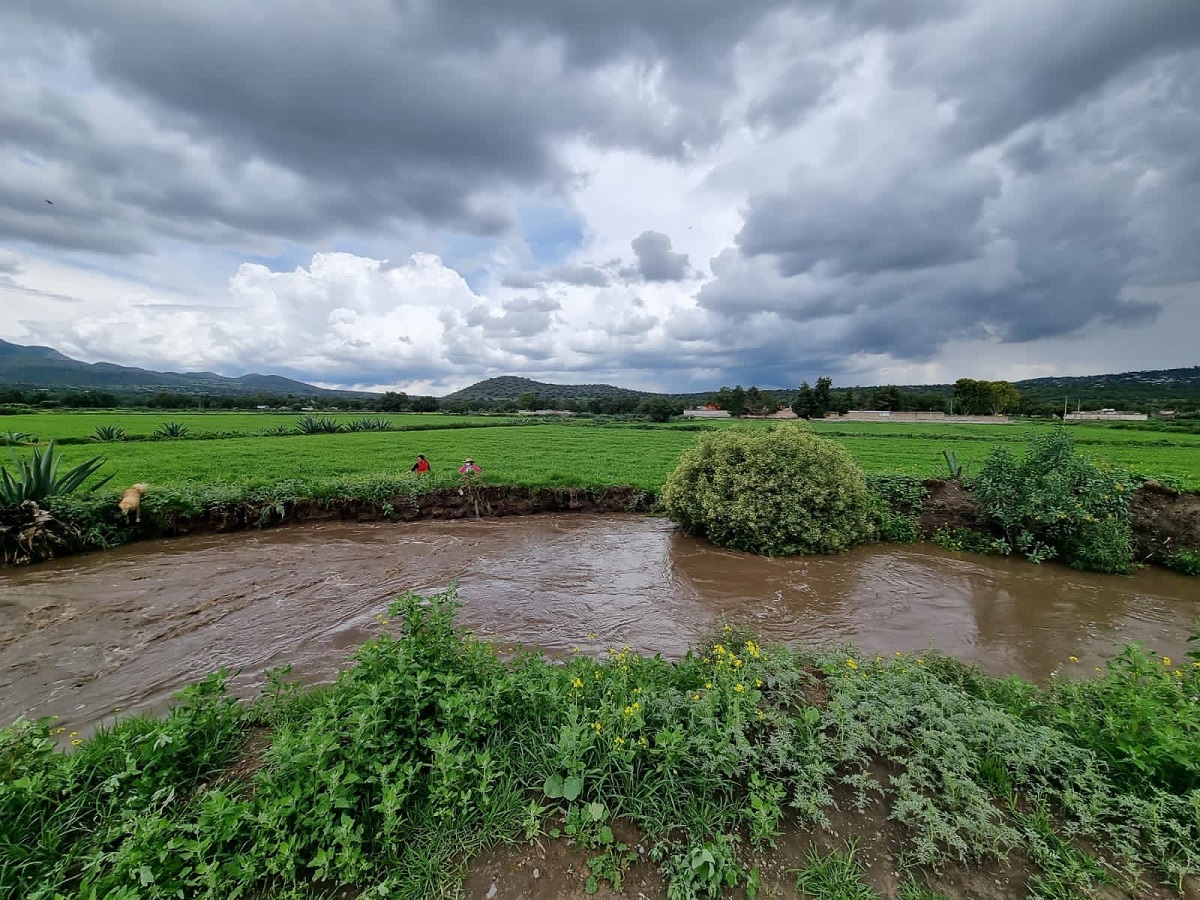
294,415,345,434
793,841,878,900
930,526,1010,556
90,424,126,442
940,448,972,480
1162,549,1200,576
868,474,927,544
346,417,393,432
660,425,876,556
973,428,1137,573
0,431,37,447
1,441,113,504
153,422,190,439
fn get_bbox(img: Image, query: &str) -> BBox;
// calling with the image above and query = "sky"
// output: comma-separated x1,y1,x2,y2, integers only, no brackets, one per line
0,0,1197,395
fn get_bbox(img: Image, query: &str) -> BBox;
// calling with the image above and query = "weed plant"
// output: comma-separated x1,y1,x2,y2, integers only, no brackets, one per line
974,428,1140,572
3,590,1198,899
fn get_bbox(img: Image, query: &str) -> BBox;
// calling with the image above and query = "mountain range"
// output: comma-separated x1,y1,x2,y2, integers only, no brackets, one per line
1,338,1198,408
0,339,372,398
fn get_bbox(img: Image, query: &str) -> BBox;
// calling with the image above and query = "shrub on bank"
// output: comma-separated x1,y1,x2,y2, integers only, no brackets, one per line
660,426,876,556
973,428,1138,573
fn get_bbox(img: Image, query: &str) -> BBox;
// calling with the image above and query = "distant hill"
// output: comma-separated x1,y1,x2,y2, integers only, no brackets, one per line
0,339,374,399
1012,367,1200,408
441,375,651,403
3,337,1196,410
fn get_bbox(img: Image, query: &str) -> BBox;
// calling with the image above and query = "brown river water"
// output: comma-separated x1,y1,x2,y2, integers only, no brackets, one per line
2,514,1198,739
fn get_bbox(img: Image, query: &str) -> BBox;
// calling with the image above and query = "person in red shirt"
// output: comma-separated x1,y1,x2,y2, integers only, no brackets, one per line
410,454,431,473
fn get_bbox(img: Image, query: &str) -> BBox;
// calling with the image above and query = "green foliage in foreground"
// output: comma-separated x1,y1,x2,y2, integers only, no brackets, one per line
0,442,112,505
974,428,1140,573
3,591,1199,899
661,426,877,556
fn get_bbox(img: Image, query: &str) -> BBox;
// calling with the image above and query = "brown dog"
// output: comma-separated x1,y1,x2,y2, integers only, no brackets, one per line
118,483,148,523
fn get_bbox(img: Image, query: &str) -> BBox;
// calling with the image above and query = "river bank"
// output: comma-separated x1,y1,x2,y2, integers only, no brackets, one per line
3,588,1197,900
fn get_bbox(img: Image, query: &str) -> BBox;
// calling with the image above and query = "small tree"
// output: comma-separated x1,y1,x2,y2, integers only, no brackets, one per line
637,397,683,422
660,426,876,556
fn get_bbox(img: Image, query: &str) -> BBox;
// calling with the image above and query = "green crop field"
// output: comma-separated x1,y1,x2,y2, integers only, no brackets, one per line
33,417,1199,492
0,411,510,440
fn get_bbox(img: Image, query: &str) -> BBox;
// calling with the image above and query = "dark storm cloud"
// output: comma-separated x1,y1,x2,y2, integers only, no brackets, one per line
628,231,690,282
0,0,811,257
501,264,609,288
699,2,1200,367
737,164,999,277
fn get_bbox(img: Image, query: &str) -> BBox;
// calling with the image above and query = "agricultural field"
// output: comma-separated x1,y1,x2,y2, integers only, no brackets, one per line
31,416,1200,492
0,410,510,440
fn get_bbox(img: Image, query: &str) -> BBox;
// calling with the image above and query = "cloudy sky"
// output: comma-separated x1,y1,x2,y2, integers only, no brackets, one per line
1,0,1197,394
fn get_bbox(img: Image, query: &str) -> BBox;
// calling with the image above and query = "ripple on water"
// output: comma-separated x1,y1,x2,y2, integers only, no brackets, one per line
2,514,1197,738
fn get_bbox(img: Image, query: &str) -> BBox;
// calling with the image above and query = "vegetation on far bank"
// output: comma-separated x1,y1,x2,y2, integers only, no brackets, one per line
4,415,1197,491
3,590,1198,900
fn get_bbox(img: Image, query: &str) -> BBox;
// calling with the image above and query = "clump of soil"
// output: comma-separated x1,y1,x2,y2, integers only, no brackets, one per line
0,500,83,564
1130,480,1200,561
917,479,981,536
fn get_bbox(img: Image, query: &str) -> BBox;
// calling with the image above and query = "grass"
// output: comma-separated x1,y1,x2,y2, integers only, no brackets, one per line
0,411,513,440
26,418,1200,493
2,590,1197,899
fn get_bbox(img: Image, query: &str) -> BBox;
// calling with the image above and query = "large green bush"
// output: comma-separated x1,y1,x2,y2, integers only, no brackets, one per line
660,426,875,555
973,428,1137,573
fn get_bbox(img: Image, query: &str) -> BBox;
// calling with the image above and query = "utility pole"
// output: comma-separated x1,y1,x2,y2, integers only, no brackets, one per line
1063,396,1068,420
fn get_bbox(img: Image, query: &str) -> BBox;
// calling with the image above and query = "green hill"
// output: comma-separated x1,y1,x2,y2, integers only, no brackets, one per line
0,339,373,399
441,376,650,403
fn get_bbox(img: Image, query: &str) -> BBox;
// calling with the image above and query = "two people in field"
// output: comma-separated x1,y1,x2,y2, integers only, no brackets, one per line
409,454,483,476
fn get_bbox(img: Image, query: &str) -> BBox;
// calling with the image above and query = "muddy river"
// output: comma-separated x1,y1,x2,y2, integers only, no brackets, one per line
2,514,1198,738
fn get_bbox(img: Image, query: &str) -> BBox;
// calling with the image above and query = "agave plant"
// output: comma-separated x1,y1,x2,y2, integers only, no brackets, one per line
295,415,345,434
347,417,393,432
941,448,973,481
91,424,127,442
259,425,293,437
1,441,113,505
154,421,191,439
0,431,37,447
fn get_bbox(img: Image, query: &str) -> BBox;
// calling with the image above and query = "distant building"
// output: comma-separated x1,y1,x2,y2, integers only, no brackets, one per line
836,410,1011,424
1065,409,1148,421
518,409,574,416
744,408,798,419
683,407,732,418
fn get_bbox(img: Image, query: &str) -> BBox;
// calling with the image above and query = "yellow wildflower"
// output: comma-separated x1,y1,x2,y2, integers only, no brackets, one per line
634,687,642,694
614,737,626,746
572,677,584,689
595,671,601,680
757,710,766,720
71,739,82,746
591,721,603,732
846,659,859,670
755,678,763,688
1176,670,1184,678
1163,657,1172,667
705,682,713,689
588,631,596,638
692,693,701,701
734,683,745,693
1068,656,1079,662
